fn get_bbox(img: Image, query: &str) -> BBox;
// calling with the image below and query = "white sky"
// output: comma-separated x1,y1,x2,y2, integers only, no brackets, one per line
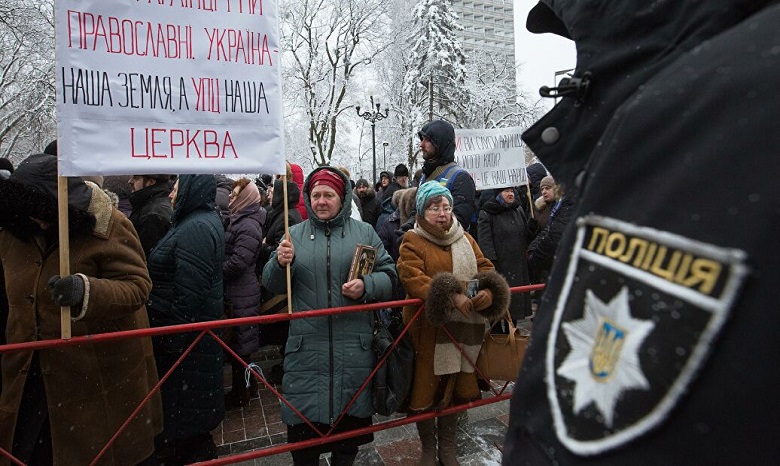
513,0,576,107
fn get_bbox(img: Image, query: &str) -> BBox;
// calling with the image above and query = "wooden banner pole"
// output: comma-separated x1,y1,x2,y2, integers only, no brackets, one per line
526,182,535,219
282,174,292,315
57,176,72,339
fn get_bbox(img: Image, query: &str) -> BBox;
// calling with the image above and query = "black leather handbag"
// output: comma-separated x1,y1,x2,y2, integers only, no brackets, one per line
372,312,415,416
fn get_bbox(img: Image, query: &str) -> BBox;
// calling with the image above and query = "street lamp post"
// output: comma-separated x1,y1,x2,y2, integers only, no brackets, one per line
552,68,575,104
356,96,389,186
382,141,389,169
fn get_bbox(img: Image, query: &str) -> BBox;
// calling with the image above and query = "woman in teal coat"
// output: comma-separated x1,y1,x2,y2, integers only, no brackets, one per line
263,167,396,466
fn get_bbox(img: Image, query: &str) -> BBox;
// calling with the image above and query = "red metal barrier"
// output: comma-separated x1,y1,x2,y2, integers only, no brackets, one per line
0,284,544,465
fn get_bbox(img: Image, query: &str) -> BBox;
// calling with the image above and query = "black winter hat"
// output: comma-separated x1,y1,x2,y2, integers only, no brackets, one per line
379,171,392,180
0,158,14,173
254,177,268,193
44,139,58,155
526,1,571,38
394,163,409,177
0,153,95,238
132,174,171,184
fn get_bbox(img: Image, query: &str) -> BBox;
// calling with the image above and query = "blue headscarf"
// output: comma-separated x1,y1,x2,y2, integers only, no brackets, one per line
416,180,454,214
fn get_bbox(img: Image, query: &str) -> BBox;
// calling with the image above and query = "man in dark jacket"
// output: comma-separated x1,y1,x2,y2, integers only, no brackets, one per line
354,178,381,228
503,1,780,464
381,163,409,204
417,120,476,231
376,164,411,229
128,174,172,258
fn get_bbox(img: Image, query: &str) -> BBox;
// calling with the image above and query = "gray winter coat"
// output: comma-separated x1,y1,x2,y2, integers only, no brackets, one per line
262,167,397,426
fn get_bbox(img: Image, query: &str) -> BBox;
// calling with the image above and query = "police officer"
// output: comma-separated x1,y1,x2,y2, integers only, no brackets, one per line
503,1,780,463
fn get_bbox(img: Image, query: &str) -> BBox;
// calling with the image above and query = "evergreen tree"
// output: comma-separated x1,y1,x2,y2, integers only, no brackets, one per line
403,0,469,125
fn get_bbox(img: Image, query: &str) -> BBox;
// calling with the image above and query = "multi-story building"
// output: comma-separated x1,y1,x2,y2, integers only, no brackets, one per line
452,0,516,80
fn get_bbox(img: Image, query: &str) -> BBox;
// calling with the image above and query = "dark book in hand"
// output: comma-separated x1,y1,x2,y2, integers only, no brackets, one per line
347,244,377,282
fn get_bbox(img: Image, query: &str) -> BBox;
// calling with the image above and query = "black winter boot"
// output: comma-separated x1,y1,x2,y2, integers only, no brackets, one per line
224,360,249,409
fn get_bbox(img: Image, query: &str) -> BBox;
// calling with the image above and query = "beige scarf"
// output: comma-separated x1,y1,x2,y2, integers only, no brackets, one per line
229,182,261,214
414,217,486,375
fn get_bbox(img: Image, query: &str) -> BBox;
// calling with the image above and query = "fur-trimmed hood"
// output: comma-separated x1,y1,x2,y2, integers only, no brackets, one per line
425,269,510,325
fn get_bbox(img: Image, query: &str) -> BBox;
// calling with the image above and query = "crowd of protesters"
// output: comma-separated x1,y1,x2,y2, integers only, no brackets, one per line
3,0,777,463
0,121,569,465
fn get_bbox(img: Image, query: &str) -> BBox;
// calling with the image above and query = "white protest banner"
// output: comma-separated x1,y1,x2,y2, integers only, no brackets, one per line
454,126,526,191
55,0,285,176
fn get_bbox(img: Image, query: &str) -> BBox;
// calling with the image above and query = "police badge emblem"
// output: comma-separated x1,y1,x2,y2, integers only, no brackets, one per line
547,216,748,455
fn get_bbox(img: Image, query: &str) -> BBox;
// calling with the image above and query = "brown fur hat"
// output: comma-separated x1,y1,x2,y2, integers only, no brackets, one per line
392,187,418,222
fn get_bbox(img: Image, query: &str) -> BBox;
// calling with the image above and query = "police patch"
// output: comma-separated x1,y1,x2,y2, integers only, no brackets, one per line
547,216,748,455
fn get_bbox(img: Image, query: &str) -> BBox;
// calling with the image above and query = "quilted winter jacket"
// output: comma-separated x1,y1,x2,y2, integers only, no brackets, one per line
262,167,397,426
223,203,265,356
146,174,225,441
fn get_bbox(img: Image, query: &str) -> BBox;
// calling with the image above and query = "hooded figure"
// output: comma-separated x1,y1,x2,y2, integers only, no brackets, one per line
504,1,780,464
0,153,162,466
525,162,547,201
262,166,397,466
417,120,477,231
214,174,234,229
256,178,304,379
146,174,225,463
289,162,308,221
260,178,303,266
0,157,13,180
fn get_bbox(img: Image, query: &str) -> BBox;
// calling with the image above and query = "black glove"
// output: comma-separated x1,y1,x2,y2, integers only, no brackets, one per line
48,275,85,307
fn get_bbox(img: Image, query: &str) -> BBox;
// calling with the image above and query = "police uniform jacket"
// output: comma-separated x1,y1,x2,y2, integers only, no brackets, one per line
503,1,780,464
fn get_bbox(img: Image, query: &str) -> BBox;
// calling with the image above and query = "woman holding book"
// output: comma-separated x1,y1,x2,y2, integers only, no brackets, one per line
262,166,396,466
397,181,510,466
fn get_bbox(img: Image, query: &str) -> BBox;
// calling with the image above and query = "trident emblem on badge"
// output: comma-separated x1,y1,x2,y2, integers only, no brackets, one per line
590,319,626,382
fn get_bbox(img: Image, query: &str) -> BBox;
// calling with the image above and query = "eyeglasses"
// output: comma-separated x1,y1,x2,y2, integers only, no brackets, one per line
426,206,452,214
